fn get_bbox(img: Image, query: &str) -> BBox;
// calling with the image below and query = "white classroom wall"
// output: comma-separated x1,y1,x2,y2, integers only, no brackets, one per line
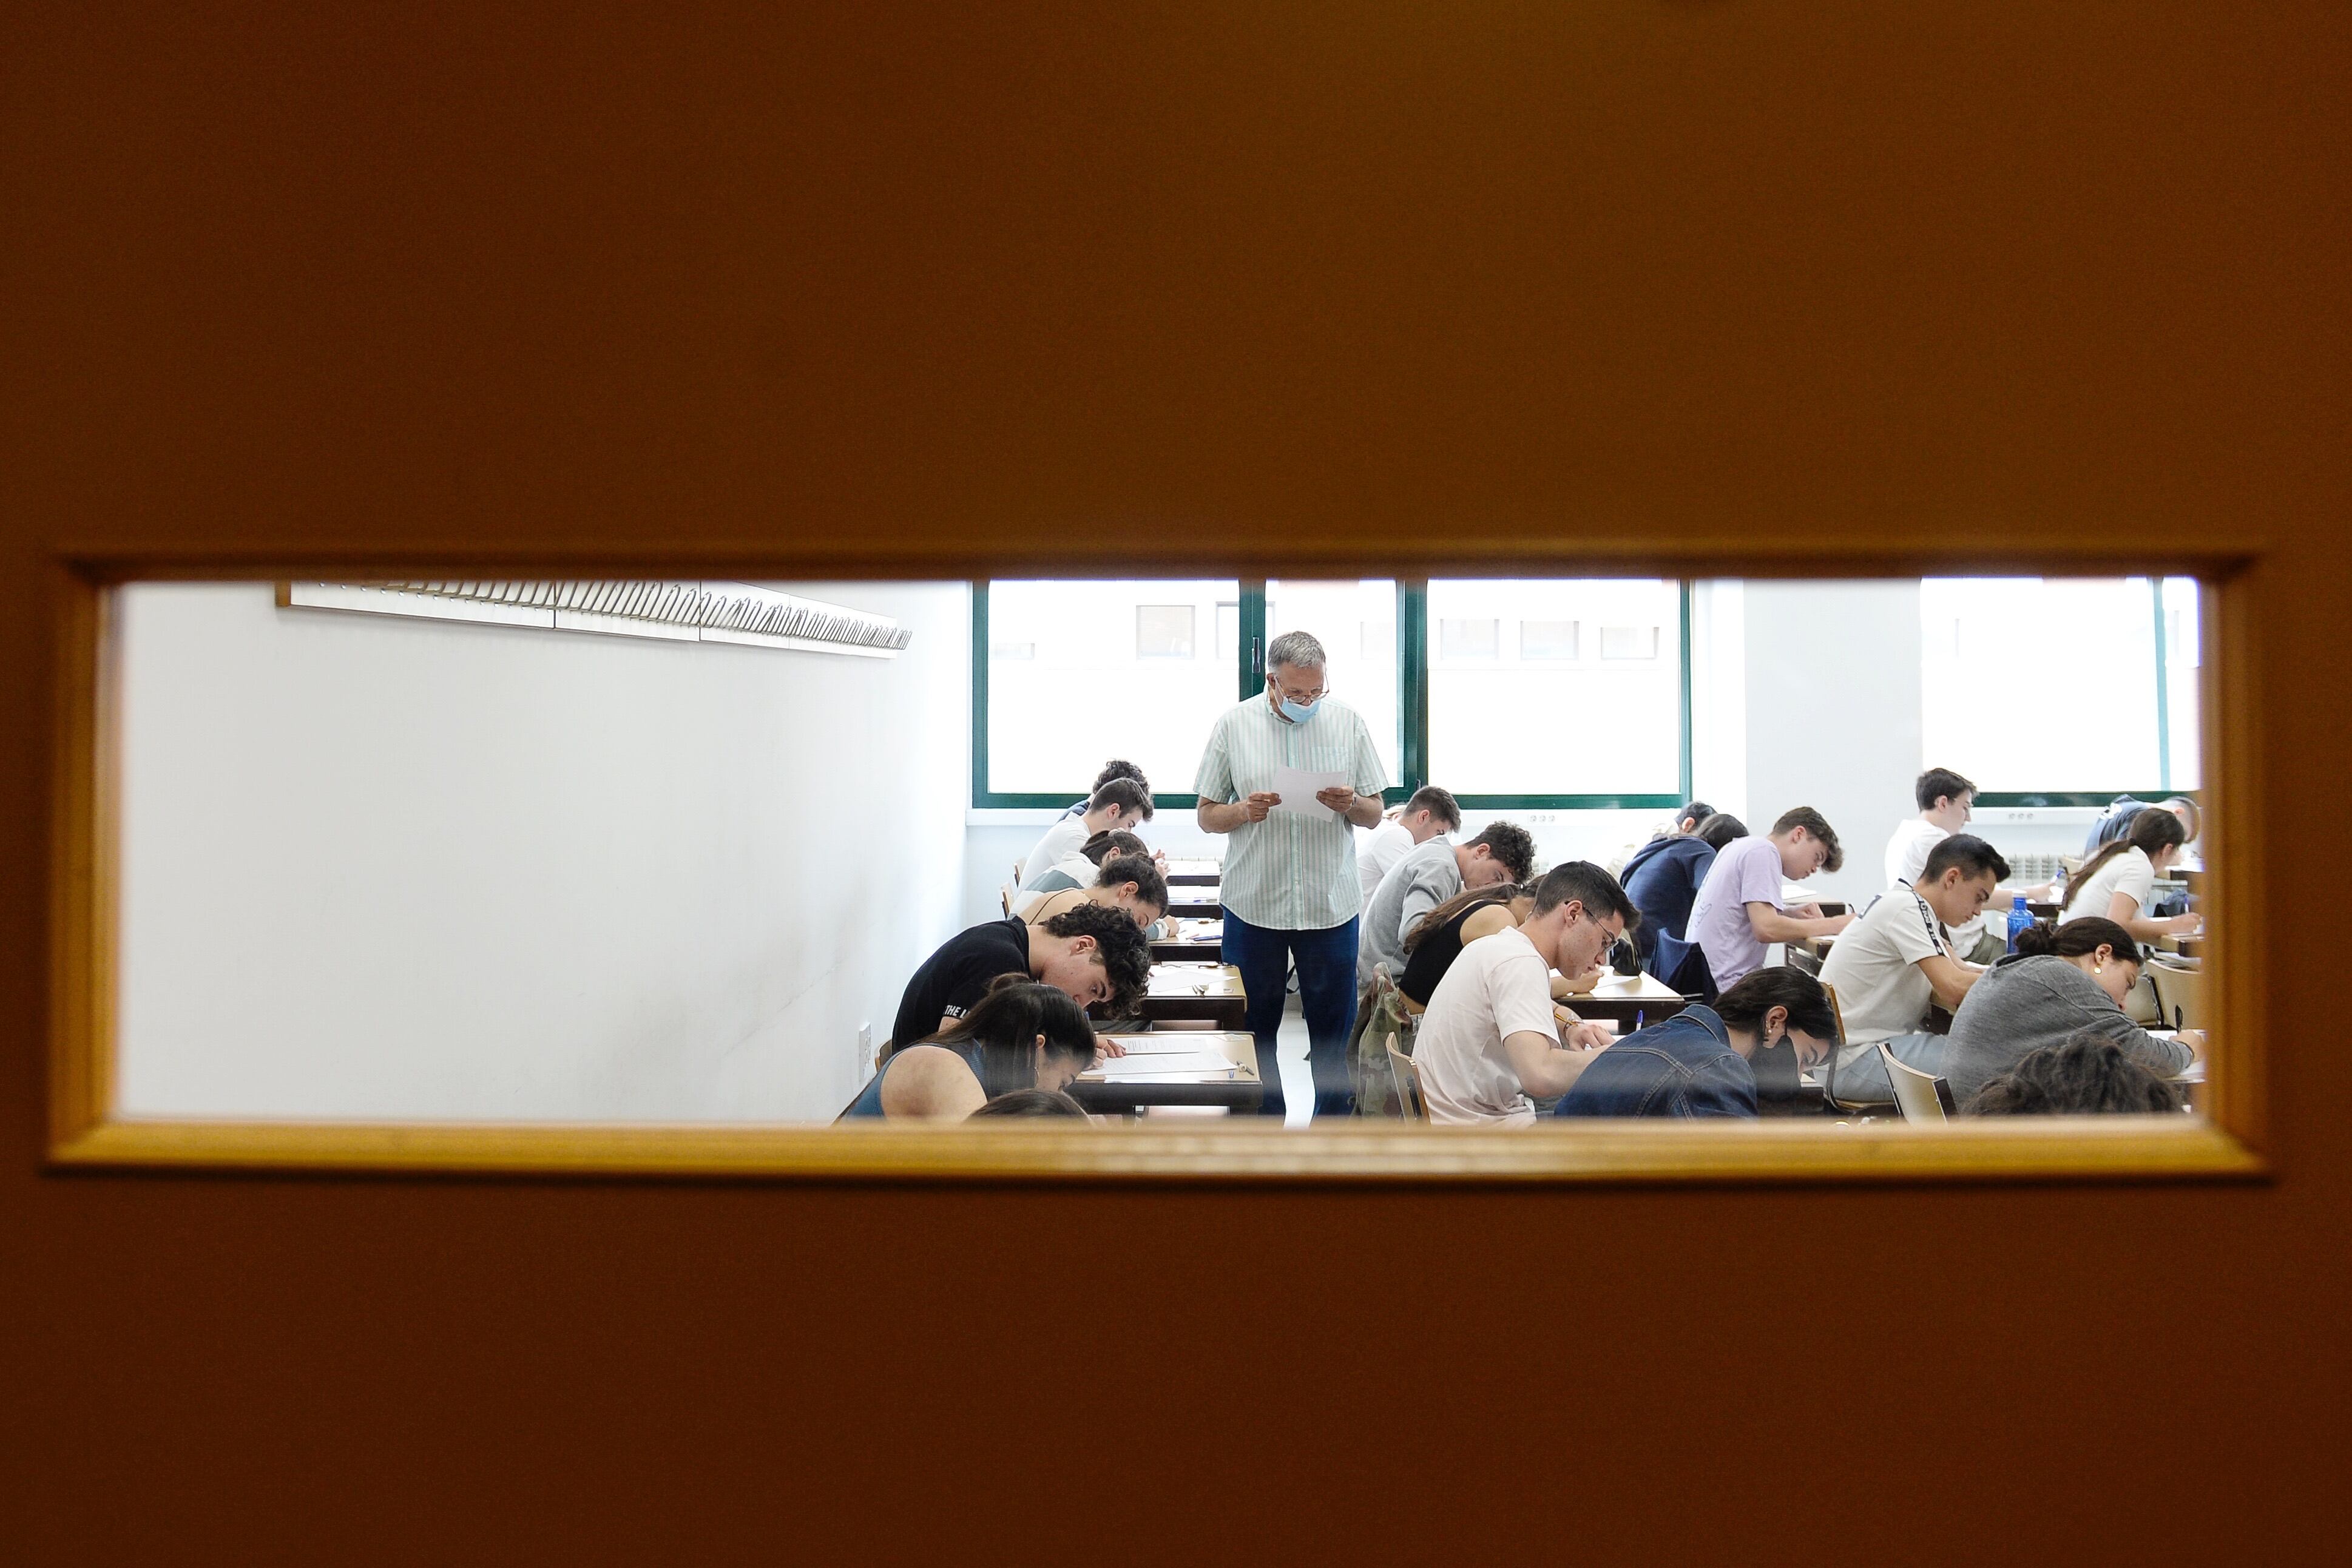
117,581,972,1123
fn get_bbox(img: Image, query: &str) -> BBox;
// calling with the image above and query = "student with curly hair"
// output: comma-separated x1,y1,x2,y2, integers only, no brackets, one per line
1963,1032,2185,1116
888,901,1151,1053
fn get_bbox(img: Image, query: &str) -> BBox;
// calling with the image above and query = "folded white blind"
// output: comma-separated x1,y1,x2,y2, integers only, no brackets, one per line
277,580,911,657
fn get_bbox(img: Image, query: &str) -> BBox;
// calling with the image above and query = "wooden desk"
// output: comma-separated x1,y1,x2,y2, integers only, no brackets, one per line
1152,917,1224,964
1135,962,1248,1028
1072,1031,1262,1113
1561,970,1689,1030
1165,885,1224,918
1163,857,1222,886
2028,902,2062,922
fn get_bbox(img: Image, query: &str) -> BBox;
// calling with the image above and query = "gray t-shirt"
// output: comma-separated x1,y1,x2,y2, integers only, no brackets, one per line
1942,953,2193,1109
1358,836,1461,987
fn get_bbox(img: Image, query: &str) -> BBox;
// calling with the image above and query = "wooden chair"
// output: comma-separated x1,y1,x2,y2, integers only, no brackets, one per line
1012,857,1025,885
1878,1043,1955,1123
1386,1033,1428,1123
999,881,1016,917
2144,955,2206,1030
1814,982,1890,1117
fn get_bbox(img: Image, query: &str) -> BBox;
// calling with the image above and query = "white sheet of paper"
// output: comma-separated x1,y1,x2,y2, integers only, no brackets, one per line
1089,1049,1243,1078
1269,766,1348,822
1099,1036,1228,1055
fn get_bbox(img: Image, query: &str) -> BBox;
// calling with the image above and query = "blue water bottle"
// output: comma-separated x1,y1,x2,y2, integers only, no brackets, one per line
2005,894,2033,953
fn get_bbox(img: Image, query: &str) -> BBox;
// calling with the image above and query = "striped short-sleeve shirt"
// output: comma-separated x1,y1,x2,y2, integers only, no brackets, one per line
1194,694,1390,931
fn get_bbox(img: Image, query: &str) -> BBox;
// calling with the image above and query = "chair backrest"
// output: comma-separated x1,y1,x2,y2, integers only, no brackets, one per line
2145,956,2205,1030
1012,858,1025,884
1813,982,1874,1114
999,882,1015,917
1878,1041,1951,1124
1386,1033,1428,1123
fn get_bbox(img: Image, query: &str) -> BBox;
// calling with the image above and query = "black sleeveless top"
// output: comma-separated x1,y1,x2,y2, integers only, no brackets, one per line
1399,900,1504,1005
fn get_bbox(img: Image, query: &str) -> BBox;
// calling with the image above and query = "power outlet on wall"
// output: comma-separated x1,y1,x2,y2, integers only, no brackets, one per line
857,1023,874,1081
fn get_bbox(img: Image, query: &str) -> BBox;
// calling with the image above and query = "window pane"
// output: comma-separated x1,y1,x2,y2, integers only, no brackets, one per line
1428,579,1682,796
1268,579,1399,782
1136,604,1195,658
986,579,1239,795
2164,576,2202,791
1920,577,2160,791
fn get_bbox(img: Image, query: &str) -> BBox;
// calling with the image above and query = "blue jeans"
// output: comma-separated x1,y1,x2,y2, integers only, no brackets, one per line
1222,910,1360,1120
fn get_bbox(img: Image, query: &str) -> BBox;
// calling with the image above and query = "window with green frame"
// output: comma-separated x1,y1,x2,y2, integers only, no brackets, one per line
1922,576,2201,808
973,578,1694,810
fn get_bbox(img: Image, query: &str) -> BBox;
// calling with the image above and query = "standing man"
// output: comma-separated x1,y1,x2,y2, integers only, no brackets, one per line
1195,630,1390,1119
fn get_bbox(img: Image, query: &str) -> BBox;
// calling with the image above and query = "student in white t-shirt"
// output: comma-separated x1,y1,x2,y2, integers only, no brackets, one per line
1017,778,1152,891
1414,862,1635,1126
1882,767,2050,964
2060,808,2201,944
1356,785,1461,901
1817,834,2009,1104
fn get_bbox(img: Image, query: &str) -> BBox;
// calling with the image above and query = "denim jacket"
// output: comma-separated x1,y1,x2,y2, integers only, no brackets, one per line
1553,1005,1757,1119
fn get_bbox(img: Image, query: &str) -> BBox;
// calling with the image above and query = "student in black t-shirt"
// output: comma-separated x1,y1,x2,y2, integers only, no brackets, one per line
889,902,1151,1052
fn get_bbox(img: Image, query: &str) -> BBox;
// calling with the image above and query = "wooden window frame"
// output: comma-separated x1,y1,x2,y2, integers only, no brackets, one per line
47,556,2265,1184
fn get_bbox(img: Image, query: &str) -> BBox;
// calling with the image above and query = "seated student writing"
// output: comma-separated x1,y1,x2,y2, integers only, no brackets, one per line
1396,883,1604,1010
1357,785,1463,901
1603,798,1716,878
1814,833,2009,1105
2082,793,2201,860
2058,808,2201,944
1622,811,1746,976
1962,1032,2186,1116
1014,853,1169,931
1882,767,2051,962
1411,862,1636,1126
847,979,1100,1120
1553,967,1839,1119
1016,777,1153,891
1358,821,1538,993
1939,916,2202,1109
1014,829,1153,908
1675,806,1854,998
1061,759,1149,819
888,902,1152,1055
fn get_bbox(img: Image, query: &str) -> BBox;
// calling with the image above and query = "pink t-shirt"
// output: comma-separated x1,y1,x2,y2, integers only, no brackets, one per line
1686,836,1791,990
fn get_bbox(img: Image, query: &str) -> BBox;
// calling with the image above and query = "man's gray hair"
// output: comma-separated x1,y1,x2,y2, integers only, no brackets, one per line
1266,630,1327,672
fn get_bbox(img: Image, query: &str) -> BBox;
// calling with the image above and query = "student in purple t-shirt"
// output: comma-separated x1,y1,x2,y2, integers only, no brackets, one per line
1685,806,1856,992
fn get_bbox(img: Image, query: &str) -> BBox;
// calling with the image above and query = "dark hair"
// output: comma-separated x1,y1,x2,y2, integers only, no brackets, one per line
1692,813,1748,851
1402,880,1533,955
1916,767,1977,812
968,1087,1092,1119
1089,776,1154,822
1079,829,1150,866
1964,1033,2183,1116
921,978,1098,1098
1404,785,1462,830
1039,901,1152,1009
2065,808,2188,914
1921,833,2012,884
1091,759,1149,795
2011,916,2144,967
1530,862,1640,931
1714,967,1838,1044
1771,806,1843,873
1678,800,1716,830
1092,852,1168,916
1463,821,1538,883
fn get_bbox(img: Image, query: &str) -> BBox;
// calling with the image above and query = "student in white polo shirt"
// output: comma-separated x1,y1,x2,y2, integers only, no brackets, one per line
1414,862,1635,1127
1356,785,1462,901
1817,833,2008,1104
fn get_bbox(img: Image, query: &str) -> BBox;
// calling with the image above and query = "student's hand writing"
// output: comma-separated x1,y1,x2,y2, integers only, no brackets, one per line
1314,784,1357,813
1793,902,1825,920
1243,792,1279,822
1095,1039,1127,1059
1563,1021,1617,1051
1565,965,1606,996
2167,913,2202,936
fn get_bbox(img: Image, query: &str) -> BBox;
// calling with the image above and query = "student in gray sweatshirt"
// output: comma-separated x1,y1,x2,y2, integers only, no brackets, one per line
1941,916,2204,1109
1357,822,1538,988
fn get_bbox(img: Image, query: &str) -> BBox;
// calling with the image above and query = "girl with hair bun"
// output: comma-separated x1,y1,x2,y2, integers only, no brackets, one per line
1941,916,2203,1109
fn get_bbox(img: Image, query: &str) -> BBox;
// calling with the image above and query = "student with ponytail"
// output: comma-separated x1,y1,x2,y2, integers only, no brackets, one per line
1941,916,2202,1109
2060,807,2201,943
847,978,1101,1120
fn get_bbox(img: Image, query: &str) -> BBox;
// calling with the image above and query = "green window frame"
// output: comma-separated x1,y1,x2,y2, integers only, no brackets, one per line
972,580,1694,811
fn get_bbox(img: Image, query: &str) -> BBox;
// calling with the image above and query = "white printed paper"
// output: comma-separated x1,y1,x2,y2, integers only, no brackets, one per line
1089,1050,1245,1078
1269,766,1349,823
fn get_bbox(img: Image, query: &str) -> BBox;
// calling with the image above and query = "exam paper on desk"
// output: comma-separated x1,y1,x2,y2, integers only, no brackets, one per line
1087,1049,1244,1077
1268,766,1348,822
